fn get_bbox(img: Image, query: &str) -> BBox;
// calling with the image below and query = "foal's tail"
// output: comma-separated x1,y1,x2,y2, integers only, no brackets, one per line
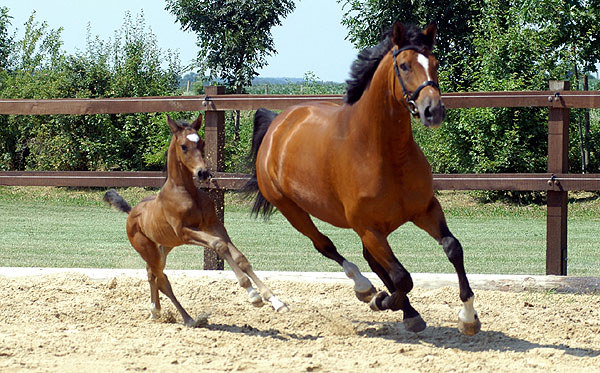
103,189,132,214
243,108,278,218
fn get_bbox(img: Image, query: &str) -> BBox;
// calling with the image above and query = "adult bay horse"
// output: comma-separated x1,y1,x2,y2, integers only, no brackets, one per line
105,115,287,327
246,22,480,335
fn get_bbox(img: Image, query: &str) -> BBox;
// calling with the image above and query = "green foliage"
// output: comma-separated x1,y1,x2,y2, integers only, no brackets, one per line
165,0,295,93
340,0,600,200
0,6,12,71
0,10,184,171
245,72,346,95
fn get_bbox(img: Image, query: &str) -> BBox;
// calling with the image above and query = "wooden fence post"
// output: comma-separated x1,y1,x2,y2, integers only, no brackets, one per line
203,85,225,270
546,80,569,275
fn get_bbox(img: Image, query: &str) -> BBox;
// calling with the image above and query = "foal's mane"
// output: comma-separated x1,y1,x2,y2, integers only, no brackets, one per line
344,24,432,105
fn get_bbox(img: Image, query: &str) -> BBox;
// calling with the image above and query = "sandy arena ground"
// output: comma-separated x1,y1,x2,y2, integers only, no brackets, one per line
1,269,599,372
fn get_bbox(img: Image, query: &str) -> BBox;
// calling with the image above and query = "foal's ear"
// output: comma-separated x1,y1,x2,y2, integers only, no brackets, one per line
392,21,405,46
423,23,437,50
191,113,203,131
166,115,180,134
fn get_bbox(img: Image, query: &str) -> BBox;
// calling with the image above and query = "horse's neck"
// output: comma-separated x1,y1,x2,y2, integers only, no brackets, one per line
352,53,414,147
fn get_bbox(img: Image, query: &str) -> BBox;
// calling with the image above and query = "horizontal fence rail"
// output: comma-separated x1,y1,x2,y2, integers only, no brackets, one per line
1,90,600,115
1,83,599,275
2,171,600,191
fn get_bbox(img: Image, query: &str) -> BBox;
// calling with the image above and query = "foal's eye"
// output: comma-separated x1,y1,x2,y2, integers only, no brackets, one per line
400,63,410,72
181,144,188,152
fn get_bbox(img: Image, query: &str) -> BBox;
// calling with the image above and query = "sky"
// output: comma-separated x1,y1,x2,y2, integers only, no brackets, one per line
2,0,359,83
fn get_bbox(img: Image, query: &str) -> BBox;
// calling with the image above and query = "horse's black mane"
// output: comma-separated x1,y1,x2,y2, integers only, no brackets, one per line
344,24,432,104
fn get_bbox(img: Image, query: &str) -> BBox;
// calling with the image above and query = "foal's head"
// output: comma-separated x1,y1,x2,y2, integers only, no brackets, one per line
390,22,446,127
167,114,211,182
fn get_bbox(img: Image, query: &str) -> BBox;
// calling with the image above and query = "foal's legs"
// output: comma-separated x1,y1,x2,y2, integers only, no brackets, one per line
412,197,481,336
130,231,199,326
272,198,377,302
181,225,287,312
360,230,426,332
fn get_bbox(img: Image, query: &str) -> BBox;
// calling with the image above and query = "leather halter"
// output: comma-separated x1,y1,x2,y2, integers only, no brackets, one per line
392,46,440,117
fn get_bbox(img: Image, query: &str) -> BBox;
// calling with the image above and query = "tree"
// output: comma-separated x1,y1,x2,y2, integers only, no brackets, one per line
339,0,600,193
165,0,295,140
0,6,12,72
338,0,483,91
166,0,295,93
0,10,183,171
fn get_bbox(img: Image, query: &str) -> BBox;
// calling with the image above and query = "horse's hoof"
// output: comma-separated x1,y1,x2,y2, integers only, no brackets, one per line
249,289,264,307
404,315,427,333
185,313,210,328
458,316,481,336
275,304,289,313
369,291,389,311
269,296,288,312
355,285,377,303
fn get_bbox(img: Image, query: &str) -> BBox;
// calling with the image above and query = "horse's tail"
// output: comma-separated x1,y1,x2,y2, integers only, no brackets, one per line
243,108,278,218
103,189,132,214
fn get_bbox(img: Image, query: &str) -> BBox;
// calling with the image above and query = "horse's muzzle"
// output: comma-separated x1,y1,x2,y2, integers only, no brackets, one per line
418,96,446,128
196,169,212,182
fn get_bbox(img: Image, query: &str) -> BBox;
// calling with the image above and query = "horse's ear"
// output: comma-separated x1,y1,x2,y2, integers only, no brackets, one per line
166,115,179,134
392,21,406,46
191,113,203,132
423,23,437,50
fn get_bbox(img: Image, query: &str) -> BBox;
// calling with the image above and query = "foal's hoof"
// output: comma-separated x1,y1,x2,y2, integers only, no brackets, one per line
458,316,481,336
269,296,289,312
185,314,209,328
404,315,427,333
355,285,378,303
369,291,389,311
249,289,265,308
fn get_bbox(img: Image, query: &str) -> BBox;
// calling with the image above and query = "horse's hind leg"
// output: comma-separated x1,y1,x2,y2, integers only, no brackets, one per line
412,197,481,336
274,198,376,302
362,245,426,332
131,231,198,326
360,230,426,333
146,265,161,319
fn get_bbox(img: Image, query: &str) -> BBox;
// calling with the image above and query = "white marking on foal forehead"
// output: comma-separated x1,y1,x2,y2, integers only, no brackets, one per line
186,133,200,143
417,53,431,81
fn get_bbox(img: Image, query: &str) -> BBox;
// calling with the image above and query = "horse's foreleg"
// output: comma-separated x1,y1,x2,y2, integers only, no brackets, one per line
412,197,481,336
226,242,288,312
182,227,287,311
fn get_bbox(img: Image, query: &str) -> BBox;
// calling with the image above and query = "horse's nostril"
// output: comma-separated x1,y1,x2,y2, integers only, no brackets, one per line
197,169,211,181
424,106,432,119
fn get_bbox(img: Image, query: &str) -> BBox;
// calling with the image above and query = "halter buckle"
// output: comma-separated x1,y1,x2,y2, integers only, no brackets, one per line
407,99,419,116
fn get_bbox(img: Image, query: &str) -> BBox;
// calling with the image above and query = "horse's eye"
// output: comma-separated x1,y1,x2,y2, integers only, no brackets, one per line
400,63,410,72
181,144,188,153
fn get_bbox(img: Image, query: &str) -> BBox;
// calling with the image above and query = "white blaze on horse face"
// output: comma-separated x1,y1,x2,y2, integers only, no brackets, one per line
186,133,200,143
417,53,431,81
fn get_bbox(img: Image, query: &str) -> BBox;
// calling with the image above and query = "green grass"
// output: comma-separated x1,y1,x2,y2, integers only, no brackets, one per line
0,186,599,275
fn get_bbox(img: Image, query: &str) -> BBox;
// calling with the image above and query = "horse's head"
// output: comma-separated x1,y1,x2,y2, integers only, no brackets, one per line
390,22,446,127
167,114,211,182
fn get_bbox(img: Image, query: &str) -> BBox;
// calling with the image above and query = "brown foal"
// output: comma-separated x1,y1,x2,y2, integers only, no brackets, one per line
105,114,287,327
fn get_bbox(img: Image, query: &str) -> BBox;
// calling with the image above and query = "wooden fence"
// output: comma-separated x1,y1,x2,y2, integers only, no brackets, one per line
1,83,600,274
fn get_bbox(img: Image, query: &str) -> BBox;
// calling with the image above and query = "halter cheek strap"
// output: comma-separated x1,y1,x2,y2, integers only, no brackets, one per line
393,46,441,117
